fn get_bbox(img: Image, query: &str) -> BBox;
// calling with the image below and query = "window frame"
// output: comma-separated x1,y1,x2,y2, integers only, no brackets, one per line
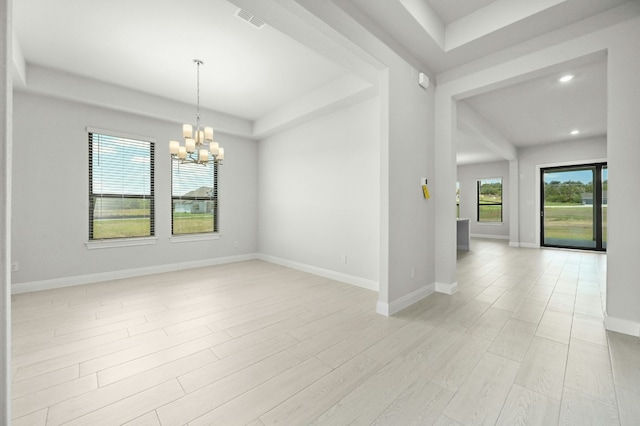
170,157,219,237
477,177,503,223
88,128,155,243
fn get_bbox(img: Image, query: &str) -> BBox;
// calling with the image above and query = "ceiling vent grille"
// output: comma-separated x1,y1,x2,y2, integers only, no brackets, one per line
234,9,265,29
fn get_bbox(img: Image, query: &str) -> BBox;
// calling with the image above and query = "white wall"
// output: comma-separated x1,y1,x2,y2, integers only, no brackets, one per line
605,17,640,335
517,137,606,246
1,0,12,420
385,66,436,304
258,97,380,289
287,0,437,314
11,91,258,287
457,160,510,239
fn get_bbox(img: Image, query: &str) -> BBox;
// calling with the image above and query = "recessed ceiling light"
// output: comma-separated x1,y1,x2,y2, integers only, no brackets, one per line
559,74,574,83
570,129,580,135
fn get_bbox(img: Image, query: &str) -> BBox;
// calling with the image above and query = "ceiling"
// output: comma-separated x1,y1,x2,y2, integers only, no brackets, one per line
12,0,351,121
427,0,497,24
337,0,629,74
454,52,608,164
12,0,635,162
335,0,631,164
463,56,608,148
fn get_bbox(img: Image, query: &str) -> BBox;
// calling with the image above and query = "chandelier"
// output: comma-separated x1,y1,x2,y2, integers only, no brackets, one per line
170,59,224,165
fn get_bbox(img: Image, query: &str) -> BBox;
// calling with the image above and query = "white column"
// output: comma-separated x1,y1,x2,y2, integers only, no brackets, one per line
434,91,458,294
509,159,520,247
0,0,13,422
377,69,390,312
605,21,640,336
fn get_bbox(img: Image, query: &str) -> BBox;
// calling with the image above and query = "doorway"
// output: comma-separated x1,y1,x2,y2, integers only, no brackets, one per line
541,163,607,251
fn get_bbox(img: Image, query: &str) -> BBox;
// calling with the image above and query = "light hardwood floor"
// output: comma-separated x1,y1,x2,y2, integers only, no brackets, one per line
11,239,640,425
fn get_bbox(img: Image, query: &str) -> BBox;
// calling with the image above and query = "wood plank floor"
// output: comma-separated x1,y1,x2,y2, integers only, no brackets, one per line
11,239,640,425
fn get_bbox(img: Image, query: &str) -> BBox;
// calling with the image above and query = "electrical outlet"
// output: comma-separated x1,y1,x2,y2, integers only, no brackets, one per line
341,254,347,264
11,262,18,272
233,241,239,248
411,267,415,279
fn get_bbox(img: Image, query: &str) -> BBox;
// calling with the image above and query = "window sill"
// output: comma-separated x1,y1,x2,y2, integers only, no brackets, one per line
476,222,504,226
86,237,157,250
170,233,221,243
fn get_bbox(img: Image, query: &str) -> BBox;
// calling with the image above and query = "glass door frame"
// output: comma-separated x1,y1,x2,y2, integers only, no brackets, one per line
540,162,607,251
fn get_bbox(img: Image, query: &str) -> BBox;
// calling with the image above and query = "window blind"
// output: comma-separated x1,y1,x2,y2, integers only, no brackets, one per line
171,157,218,235
89,132,155,239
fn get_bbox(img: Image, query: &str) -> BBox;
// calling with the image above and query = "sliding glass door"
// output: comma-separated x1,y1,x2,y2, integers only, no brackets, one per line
541,163,607,251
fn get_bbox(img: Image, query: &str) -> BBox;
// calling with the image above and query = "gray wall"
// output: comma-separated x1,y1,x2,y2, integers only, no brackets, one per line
258,97,380,288
11,91,258,286
385,65,436,305
292,1,438,312
457,160,510,239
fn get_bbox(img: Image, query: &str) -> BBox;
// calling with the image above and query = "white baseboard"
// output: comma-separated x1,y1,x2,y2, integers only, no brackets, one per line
604,313,640,337
519,242,538,248
11,253,259,294
509,242,520,248
256,254,379,292
12,253,380,295
435,281,458,295
376,283,435,316
376,301,390,316
470,234,510,240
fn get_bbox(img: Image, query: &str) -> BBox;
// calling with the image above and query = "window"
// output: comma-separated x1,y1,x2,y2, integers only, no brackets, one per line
171,158,218,235
89,131,155,239
477,177,502,222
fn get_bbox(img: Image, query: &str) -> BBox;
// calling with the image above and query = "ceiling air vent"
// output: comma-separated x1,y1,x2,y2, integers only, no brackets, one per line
234,8,266,29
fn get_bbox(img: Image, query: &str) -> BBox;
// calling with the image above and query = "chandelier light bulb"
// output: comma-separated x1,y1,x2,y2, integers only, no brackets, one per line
169,140,180,155
178,146,187,159
185,138,196,153
182,124,193,139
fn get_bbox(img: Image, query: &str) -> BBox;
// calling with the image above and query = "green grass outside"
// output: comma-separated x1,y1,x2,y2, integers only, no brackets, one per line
92,213,214,239
94,205,605,243
544,204,607,242
94,208,150,218
474,202,607,244
93,218,150,239
479,204,502,222
173,214,214,234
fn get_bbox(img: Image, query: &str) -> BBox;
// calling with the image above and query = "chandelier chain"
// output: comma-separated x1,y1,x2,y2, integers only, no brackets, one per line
195,59,202,131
